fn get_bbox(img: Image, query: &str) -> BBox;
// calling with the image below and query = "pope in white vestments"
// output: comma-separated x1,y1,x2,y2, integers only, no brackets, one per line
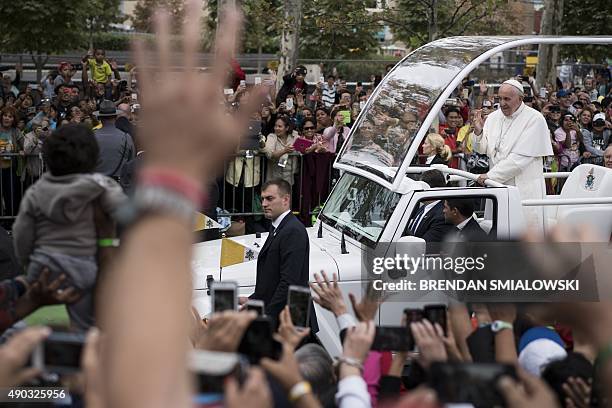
472,79,553,232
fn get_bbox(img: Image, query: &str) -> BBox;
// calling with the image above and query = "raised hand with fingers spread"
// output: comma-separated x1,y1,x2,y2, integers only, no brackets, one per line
310,271,347,317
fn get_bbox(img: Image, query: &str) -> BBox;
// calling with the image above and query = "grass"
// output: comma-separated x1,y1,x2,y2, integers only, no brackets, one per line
24,305,70,327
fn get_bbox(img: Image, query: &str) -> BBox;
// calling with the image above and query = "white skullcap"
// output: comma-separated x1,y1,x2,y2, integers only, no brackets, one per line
502,79,525,95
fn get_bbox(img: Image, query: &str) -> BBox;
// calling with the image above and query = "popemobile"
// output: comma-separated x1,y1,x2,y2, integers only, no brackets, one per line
192,36,612,356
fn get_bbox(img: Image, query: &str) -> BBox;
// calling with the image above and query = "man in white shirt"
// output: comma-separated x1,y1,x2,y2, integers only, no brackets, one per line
471,79,553,231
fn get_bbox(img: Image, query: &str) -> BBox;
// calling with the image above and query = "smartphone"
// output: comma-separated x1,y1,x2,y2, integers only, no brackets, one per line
32,331,85,375
288,285,311,329
245,299,265,316
254,77,262,85
462,88,469,99
319,76,325,83
539,87,547,98
240,80,246,87
404,308,424,324
131,92,137,101
445,98,457,106
429,362,517,406
423,304,447,335
285,98,294,110
359,101,366,110
371,326,414,351
238,317,282,363
211,281,237,313
223,88,234,95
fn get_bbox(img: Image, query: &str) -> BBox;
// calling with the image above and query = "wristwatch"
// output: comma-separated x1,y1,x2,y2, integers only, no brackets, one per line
491,320,513,333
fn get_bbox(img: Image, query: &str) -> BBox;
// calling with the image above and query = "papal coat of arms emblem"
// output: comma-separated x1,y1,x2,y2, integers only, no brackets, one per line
585,168,595,190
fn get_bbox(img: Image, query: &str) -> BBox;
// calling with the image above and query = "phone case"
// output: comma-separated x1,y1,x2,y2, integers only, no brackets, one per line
293,137,315,153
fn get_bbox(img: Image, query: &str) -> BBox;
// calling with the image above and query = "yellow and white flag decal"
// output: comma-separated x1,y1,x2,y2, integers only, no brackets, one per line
194,212,222,231
220,238,260,268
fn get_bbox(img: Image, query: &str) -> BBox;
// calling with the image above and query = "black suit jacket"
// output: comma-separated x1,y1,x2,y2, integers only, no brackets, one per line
427,155,448,166
457,218,489,241
251,213,317,332
411,201,454,243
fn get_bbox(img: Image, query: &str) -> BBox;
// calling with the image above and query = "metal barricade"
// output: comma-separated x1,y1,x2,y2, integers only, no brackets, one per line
219,151,336,227
0,153,45,224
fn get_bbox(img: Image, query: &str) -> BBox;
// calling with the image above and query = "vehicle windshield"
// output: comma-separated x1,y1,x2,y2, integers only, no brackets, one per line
337,37,513,182
320,173,400,246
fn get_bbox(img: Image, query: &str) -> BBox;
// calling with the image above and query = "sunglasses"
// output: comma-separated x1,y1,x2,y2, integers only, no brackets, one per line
303,126,315,130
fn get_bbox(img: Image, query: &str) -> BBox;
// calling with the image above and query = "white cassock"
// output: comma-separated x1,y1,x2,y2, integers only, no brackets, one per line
472,103,553,232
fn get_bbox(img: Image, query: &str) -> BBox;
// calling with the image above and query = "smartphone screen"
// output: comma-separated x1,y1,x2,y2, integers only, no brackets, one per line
429,362,517,406
212,285,236,313
404,308,424,324
540,87,547,98
246,300,264,316
288,287,310,328
423,304,447,335
462,88,469,99
254,77,262,85
238,317,282,363
285,98,294,110
371,326,414,351
131,93,137,101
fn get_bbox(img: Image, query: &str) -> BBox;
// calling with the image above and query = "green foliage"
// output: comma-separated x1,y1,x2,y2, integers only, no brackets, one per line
91,32,134,51
332,56,400,81
0,0,122,54
132,0,186,33
559,0,612,62
383,0,523,47
299,0,380,59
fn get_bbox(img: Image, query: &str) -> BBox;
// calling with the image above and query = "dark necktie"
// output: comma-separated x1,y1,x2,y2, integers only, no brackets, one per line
408,205,426,235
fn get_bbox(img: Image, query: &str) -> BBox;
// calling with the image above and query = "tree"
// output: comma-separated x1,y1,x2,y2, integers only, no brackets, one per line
299,0,380,60
85,0,123,50
559,0,611,62
536,0,564,88
132,0,186,33
277,0,303,80
382,0,524,48
0,0,121,81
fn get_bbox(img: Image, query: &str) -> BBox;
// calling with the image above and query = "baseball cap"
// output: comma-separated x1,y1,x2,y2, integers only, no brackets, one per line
557,89,569,98
482,100,493,108
593,112,606,125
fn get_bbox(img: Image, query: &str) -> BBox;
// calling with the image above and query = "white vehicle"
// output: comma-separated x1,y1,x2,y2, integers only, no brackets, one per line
192,36,612,356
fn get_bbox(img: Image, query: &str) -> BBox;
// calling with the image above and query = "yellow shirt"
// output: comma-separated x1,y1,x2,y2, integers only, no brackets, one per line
456,124,473,153
88,58,112,84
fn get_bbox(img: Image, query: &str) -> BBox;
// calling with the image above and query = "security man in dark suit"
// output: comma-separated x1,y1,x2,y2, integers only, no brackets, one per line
442,198,488,241
240,179,316,332
404,170,454,242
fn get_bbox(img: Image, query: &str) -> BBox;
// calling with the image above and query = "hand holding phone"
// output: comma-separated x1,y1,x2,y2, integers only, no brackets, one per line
238,317,282,363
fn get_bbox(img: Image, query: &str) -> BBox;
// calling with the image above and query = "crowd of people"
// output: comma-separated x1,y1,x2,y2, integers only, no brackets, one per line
1,44,611,231
0,1,611,406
